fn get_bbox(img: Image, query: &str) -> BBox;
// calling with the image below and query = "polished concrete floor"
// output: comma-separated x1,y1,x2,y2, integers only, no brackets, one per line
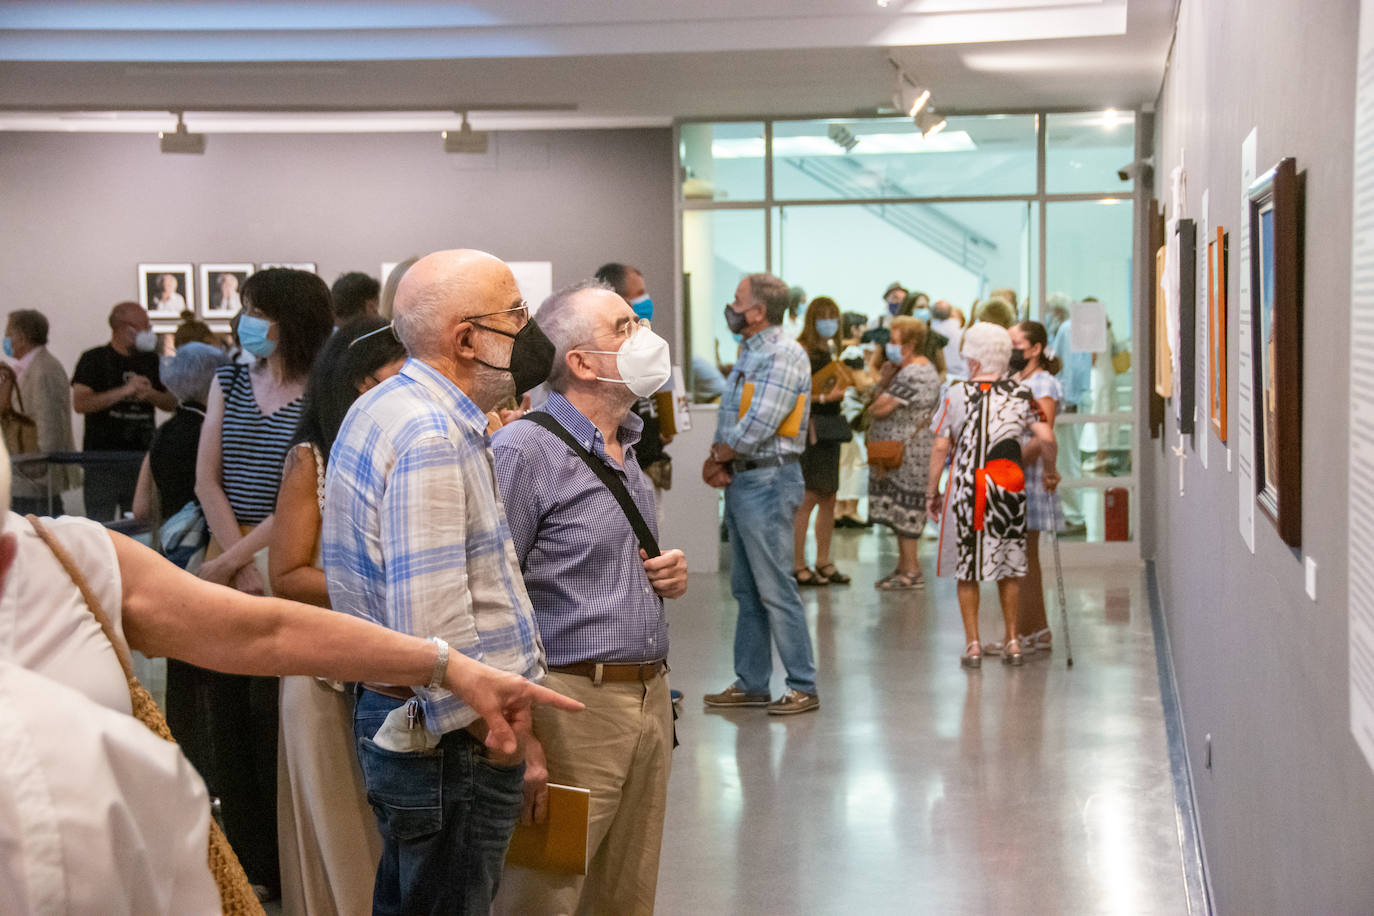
656,525,1188,915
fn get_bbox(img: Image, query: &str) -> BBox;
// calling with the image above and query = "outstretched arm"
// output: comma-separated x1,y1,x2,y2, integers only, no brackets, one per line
111,531,582,754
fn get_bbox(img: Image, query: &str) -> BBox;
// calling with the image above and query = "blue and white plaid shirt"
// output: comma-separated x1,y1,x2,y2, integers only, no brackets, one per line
491,393,667,667
322,358,545,736
715,325,811,460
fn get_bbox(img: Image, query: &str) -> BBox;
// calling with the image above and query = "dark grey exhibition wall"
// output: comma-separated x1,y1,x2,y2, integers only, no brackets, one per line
0,128,676,377
1151,0,1374,911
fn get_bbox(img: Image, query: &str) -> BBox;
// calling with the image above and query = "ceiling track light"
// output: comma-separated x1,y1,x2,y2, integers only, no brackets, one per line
443,111,489,154
886,56,933,124
916,108,947,140
159,111,205,154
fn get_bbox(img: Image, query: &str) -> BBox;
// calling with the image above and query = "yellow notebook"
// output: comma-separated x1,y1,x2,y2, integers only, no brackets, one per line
738,382,807,439
505,783,591,875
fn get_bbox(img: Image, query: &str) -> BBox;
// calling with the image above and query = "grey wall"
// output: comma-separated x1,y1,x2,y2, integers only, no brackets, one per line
0,128,676,393
1149,0,1374,911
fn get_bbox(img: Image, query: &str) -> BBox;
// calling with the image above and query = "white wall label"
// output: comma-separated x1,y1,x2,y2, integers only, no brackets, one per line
1350,0,1374,777
1237,127,1258,555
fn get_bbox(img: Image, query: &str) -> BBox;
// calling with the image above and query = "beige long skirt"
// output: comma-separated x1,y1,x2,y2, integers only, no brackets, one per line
278,675,383,916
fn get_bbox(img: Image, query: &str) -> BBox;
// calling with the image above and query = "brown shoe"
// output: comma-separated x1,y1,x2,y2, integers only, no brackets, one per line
766,689,820,716
703,684,771,708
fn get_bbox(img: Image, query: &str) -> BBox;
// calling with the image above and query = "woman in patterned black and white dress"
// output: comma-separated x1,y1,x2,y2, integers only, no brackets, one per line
927,322,1057,669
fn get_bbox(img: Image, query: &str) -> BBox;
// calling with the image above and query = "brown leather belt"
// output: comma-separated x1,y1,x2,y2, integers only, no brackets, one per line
362,683,415,701
548,660,667,684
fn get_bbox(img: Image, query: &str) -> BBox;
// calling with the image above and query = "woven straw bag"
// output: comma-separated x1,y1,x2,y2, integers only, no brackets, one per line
26,516,265,916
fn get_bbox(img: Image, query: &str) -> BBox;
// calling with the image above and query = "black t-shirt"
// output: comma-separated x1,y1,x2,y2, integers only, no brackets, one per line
72,344,166,451
148,404,205,518
631,397,667,467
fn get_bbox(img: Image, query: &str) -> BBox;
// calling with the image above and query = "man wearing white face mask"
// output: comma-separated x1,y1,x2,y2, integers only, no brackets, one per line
491,280,688,916
72,301,177,520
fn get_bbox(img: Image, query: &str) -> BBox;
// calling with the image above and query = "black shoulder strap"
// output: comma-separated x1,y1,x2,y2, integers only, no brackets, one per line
521,412,661,558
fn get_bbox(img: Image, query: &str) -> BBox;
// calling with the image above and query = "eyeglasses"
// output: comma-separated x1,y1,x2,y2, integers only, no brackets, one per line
469,301,529,325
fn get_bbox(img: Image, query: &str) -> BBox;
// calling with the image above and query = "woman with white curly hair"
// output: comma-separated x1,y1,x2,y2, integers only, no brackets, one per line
926,322,1057,668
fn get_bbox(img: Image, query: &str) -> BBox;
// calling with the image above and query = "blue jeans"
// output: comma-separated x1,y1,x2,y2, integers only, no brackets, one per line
723,462,818,696
354,689,525,916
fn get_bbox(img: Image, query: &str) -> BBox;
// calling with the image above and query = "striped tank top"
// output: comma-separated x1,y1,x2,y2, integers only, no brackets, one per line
216,364,303,526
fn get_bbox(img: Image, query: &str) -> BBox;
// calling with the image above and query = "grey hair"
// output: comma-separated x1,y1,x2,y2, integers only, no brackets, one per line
162,342,230,405
961,321,1013,377
745,272,791,325
539,280,613,393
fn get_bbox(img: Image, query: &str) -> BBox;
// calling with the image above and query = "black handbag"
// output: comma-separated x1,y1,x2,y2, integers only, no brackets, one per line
811,411,853,444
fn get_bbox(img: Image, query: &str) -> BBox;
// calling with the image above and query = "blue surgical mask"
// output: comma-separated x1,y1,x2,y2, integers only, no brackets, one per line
1,338,12,358
630,294,654,322
885,343,904,362
912,308,931,322
816,318,839,338
238,314,277,358
886,300,901,317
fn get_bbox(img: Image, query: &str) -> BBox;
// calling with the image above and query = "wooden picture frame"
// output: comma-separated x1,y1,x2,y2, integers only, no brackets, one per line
1208,226,1228,442
1148,201,1166,438
1177,218,1197,434
1247,157,1303,548
1154,245,1172,398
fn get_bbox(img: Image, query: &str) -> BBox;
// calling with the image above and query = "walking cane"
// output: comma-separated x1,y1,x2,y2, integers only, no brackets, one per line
1048,525,1074,668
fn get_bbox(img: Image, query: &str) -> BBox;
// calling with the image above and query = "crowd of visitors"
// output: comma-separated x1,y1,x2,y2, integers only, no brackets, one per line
0,256,1133,912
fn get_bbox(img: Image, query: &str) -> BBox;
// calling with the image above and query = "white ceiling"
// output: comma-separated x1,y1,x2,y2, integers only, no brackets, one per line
0,0,1176,130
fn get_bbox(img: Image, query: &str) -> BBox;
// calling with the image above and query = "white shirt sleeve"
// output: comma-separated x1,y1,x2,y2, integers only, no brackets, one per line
0,662,219,916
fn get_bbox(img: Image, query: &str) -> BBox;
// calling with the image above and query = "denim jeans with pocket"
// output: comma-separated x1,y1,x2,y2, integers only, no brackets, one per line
723,462,818,696
354,688,525,916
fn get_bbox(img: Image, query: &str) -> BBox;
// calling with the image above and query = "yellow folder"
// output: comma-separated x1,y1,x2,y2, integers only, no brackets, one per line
738,382,807,439
505,783,591,875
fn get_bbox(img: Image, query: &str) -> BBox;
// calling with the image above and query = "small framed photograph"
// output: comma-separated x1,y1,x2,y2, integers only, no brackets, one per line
1247,157,1304,548
1154,245,1172,398
139,263,194,319
259,262,316,273
1176,218,1197,434
200,263,254,319
1208,226,1228,442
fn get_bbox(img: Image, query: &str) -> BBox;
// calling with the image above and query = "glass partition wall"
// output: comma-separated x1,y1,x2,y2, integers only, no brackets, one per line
678,111,1138,548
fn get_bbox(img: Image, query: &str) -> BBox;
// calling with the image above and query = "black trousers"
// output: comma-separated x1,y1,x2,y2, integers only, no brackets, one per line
166,663,281,891
83,462,139,522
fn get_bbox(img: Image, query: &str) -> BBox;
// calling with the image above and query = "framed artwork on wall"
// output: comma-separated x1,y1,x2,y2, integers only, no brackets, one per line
1177,218,1197,434
1154,245,1172,398
1247,157,1303,548
1208,226,1228,442
200,263,253,319
259,262,316,272
139,263,194,319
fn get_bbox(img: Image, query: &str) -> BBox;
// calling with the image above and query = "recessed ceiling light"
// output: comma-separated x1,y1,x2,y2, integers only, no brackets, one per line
1102,108,1121,129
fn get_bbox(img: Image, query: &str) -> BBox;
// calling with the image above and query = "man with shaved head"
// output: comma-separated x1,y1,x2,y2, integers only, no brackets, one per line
72,301,177,520
322,249,560,914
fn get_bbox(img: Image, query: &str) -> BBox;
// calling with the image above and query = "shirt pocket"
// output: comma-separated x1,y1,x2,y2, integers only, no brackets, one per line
357,737,444,840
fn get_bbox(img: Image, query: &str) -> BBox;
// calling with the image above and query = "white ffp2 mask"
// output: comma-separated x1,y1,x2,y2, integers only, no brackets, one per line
580,326,672,398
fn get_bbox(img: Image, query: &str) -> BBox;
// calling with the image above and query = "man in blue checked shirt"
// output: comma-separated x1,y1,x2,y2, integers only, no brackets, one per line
322,249,561,915
490,281,687,916
702,272,820,716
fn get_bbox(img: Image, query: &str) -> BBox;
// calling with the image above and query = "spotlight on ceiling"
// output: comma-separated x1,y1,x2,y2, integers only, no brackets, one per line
827,123,860,153
916,109,947,140
443,113,489,154
887,57,932,122
159,112,205,154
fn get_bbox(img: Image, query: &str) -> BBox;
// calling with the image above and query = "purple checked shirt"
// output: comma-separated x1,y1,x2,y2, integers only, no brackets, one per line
491,392,668,667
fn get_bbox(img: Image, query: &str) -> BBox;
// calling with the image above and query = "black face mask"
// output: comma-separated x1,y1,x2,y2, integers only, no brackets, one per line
1008,348,1029,372
472,318,555,397
723,305,750,335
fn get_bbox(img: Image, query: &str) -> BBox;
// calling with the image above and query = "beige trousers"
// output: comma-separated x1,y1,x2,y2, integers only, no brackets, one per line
494,671,673,916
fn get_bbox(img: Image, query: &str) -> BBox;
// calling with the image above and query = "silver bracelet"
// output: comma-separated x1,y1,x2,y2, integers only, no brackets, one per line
427,637,450,691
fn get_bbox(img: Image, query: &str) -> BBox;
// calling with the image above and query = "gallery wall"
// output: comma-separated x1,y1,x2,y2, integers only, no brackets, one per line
1148,0,1374,910
0,127,676,427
